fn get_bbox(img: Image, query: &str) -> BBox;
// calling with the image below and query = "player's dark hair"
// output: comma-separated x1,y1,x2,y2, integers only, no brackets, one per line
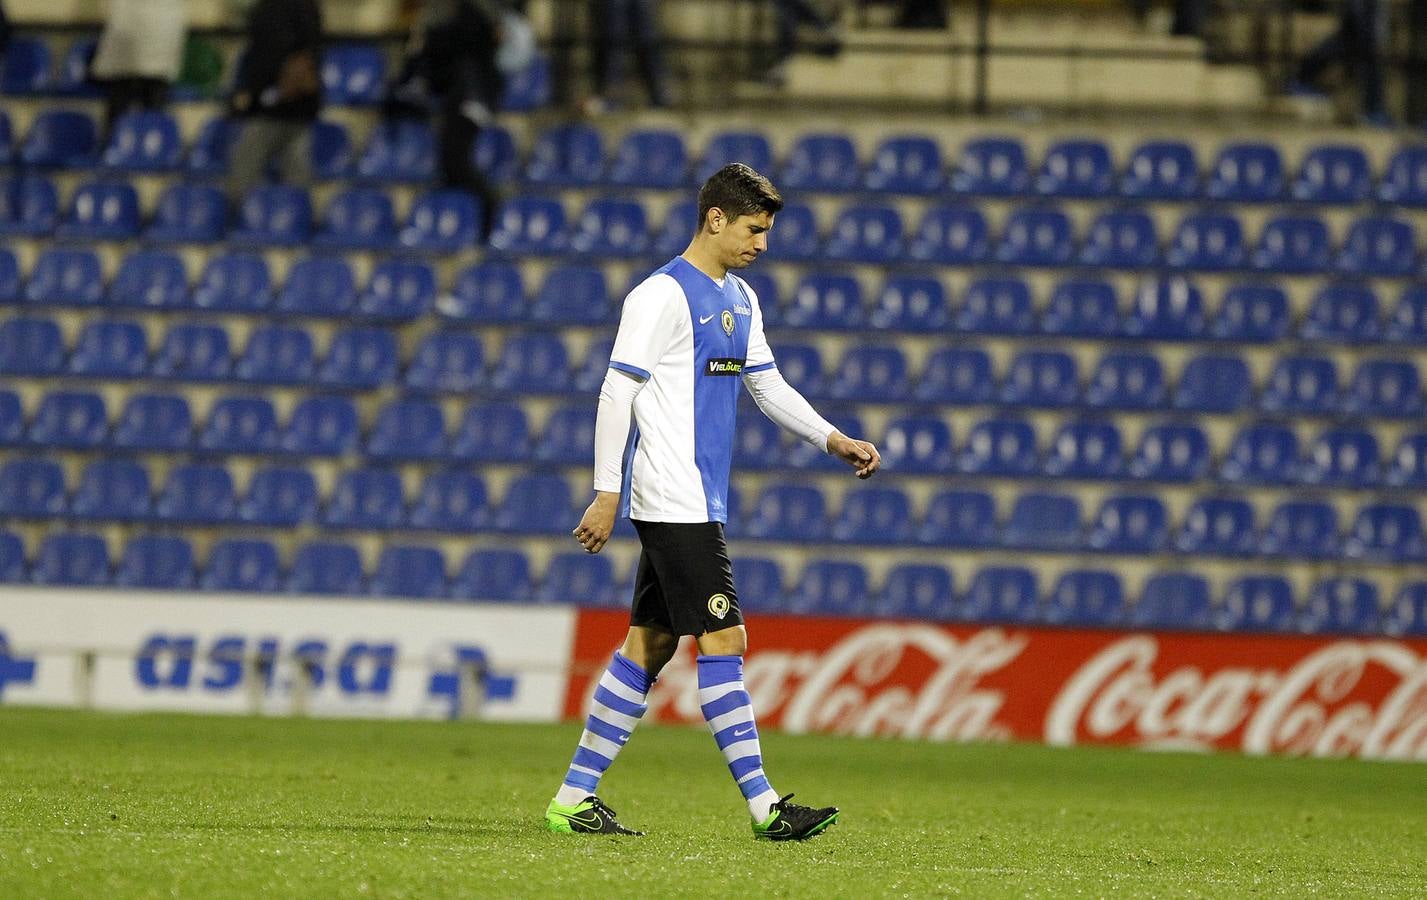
696,163,783,231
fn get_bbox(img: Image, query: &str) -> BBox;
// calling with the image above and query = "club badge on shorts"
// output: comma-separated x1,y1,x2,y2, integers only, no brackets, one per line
721,310,734,336
707,592,731,619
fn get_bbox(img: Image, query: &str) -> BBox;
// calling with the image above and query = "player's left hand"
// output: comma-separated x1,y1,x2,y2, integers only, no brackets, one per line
827,431,881,479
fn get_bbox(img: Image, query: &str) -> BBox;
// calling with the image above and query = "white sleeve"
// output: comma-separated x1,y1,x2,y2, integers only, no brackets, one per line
609,273,685,379
592,368,644,493
738,276,776,373
744,367,836,452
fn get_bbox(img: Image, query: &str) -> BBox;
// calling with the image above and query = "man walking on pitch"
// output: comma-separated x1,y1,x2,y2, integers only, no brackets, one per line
545,163,881,841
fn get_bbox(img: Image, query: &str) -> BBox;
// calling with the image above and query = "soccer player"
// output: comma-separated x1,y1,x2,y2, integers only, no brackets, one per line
544,163,881,841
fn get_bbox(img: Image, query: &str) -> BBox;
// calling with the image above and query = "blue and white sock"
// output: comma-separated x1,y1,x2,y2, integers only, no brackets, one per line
554,652,651,807
697,654,780,822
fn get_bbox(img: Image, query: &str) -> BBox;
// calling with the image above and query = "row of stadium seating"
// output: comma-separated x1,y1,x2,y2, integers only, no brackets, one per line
6,104,1427,205
2,527,1424,635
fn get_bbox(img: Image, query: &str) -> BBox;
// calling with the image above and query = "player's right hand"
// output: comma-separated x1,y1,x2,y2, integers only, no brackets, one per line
573,491,620,554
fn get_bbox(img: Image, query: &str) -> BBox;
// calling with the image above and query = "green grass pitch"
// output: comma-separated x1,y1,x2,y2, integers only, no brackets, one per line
2,708,1424,898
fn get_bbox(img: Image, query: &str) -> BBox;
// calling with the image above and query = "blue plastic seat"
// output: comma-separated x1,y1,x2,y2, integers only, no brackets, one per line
1252,214,1331,274
28,391,106,449
21,109,98,167
1388,432,1427,488
999,350,1078,407
1387,285,1427,343
1299,427,1380,487
918,489,996,548
784,273,862,330
1131,573,1211,630
566,197,649,258
1173,354,1250,413
1086,494,1168,554
442,260,526,323
0,390,21,445
607,129,688,188
153,464,237,524
107,249,188,310
878,564,955,620
831,487,913,545
1043,570,1124,627
233,325,316,385
1124,275,1205,339
780,133,859,192
187,117,240,176
231,185,312,247
488,196,568,256
649,200,697,258
526,123,605,187
201,539,282,593
198,396,279,454
370,545,448,600
789,561,871,616
1259,500,1339,560
281,395,359,456
357,119,435,182
314,187,396,250
1041,278,1121,338
861,135,943,194
1301,578,1380,634
1120,140,1199,200
767,343,824,397
1342,359,1422,418
273,256,357,318
725,557,783,614
1035,138,1114,198
531,264,610,325
310,120,353,179
914,347,994,404
536,553,617,606
357,259,436,323
1165,210,1247,270
452,403,527,464
1003,491,1083,551
0,458,66,517
1337,215,1417,277
0,317,65,376
824,205,903,263
318,327,397,389
959,417,1038,476
1220,422,1299,485
733,414,782,471
869,276,948,331
0,530,23,582
112,394,191,451
1,36,51,94
452,549,533,602
1128,423,1210,482
0,112,9,166
995,206,1074,266
287,541,364,595
1343,504,1426,562
405,331,484,393
1217,575,1295,632
903,204,989,265
493,473,575,534
34,534,110,587
323,468,404,529
1291,143,1371,204
695,130,773,183
880,415,953,474
55,39,98,95
116,535,195,589
744,485,827,541
367,398,448,461
1079,207,1158,268
1260,355,1339,415
408,470,487,532
951,136,1029,196
399,190,481,253
1044,420,1124,479
763,202,819,262
102,110,181,171
1175,496,1257,557
502,52,552,111
533,404,597,465
322,43,385,104
239,466,318,527
1206,142,1284,202
1379,146,1427,206
1384,584,1427,637
963,566,1039,623
0,174,58,237
956,275,1034,335
25,246,104,306
192,253,272,313
1211,281,1290,342
489,332,570,393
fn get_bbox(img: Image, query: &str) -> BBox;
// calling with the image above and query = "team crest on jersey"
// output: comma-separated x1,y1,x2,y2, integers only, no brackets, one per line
707,593,731,619
721,310,735,335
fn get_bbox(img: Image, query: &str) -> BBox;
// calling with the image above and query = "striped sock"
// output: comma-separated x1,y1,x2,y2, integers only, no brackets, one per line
697,654,780,822
554,652,651,807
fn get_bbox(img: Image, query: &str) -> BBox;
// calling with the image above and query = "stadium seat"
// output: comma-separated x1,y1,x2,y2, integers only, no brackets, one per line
1043,569,1124,627
187,116,240,176
1035,138,1115,198
408,470,487,532
1342,360,1423,418
287,541,365,595
314,187,395,250
1123,275,1206,339
861,134,943,194
370,545,448,600
310,119,353,179
275,256,356,318
502,52,552,111
1384,584,1427,637
1206,142,1285,202
1260,355,1339,415
153,464,238,524
201,539,282,593
356,119,435,182
736,271,779,323
451,549,533,602
1379,146,1427,206
1301,578,1380,634
787,409,864,472
1128,423,1210,482
1211,281,1290,342
566,197,650,258
1300,426,1380,487
1216,575,1295,632
1130,573,1211,630
905,204,991,265
695,130,773,183
951,136,1030,196
607,129,688,188
323,468,404,529
0,458,66,518
493,473,576,534
21,109,98,168
1173,354,1250,413
763,202,819,262
914,347,995,404
116,535,195,590
526,123,605,187
1174,496,1257,557
784,273,863,330
789,561,872,617
766,342,823,397
870,276,949,331
192,253,272,313
487,196,568,256
28,391,107,449
1165,210,1247,270
0,316,65,376
999,350,1079,407
405,331,484,393
962,566,1039,623
239,466,318,527
1044,420,1125,479
1343,504,1426,562
357,259,436,323
151,323,231,381
0,390,21,445
1251,214,1331,274
197,396,280,454
112,394,192,452
1121,140,1199,200
1078,207,1159,269
725,556,783,614
918,489,997,548
745,485,827,541
1220,422,1299,485
832,487,914,544
650,200,698,259
467,124,518,186
1291,143,1372,204
878,564,955,620
530,264,611,326
1,36,51,94
995,206,1074,266
571,337,615,395
1259,500,1339,560
229,185,311,248
33,533,110,587
957,275,1035,335
824,205,904,263
102,110,181,171
536,553,618,607
1337,216,1417,278
781,133,859,192
1086,494,1169,554
318,327,398,389
1386,285,1427,343
1387,432,1427,488
107,249,188,310
399,190,481,253
233,325,316,385
367,398,448,461
488,332,570,393
70,456,151,522
734,414,782,471
1301,282,1381,344
281,395,359,456
442,260,526,323
881,415,954,474
1041,279,1121,338
1002,491,1083,551
0,112,9,166
0,529,23,582
0,174,58,237
959,417,1039,476
533,404,597,465
25,246,104,307
322,43,385,105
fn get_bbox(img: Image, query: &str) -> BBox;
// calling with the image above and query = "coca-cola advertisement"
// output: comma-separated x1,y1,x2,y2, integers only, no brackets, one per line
567,610,1427,762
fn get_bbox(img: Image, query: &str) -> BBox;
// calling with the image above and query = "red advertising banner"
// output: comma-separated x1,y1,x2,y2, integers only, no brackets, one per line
568,610,1427,761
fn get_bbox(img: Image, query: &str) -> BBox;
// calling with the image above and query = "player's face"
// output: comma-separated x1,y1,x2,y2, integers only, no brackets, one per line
721,211,774,269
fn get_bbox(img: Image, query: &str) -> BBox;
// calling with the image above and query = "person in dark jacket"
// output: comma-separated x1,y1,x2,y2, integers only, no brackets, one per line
226,0,324,202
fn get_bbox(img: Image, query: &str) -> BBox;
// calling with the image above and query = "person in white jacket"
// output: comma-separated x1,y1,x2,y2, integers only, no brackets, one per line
90,0,188,135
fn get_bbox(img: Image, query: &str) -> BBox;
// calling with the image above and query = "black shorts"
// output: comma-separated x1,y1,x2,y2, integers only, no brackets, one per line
629,520,743,636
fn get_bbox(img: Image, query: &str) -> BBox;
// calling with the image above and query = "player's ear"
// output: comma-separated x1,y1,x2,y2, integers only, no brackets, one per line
706,206,725,235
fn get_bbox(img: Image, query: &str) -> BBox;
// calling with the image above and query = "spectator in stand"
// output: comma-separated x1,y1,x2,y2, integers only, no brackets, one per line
767,0,842,86
89,0,188,138
0,1,11,57
1288,0,1389,125
583,0,671,114
226,0,324,202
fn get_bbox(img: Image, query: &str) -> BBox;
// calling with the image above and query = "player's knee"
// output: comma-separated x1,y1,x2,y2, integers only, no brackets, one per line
697,624,747,657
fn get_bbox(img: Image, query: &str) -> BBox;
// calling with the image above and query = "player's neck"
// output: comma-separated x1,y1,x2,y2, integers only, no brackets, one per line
680,244,727,285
